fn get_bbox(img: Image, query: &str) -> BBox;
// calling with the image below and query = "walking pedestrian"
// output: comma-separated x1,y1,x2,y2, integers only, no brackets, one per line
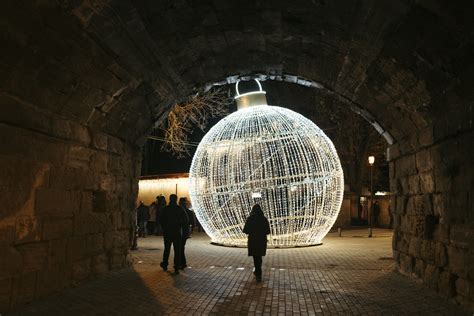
179,197,195,269
155,195,166,236
243,204,270,282
160,194,189,274
136,201,149,237
372,201,380,227
148,201,157,236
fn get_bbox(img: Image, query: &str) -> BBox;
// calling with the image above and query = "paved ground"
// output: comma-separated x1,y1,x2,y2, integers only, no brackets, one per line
9,229,467,315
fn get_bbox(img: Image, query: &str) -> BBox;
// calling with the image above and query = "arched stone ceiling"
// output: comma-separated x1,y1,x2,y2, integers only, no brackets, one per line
2,0,473,146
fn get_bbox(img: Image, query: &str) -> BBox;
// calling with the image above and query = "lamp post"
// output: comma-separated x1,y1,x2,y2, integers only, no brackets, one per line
368,156,375,237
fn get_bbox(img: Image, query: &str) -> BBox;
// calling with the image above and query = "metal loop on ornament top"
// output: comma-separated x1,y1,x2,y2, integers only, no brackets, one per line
234,79,268,110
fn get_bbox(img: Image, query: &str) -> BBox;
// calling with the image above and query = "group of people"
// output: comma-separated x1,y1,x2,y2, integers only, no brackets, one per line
133,195,196,274
134,196,271,282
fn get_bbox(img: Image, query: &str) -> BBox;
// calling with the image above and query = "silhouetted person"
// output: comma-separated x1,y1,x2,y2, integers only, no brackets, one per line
243,204,270,282
155,195,167,236
136,201,149,237
372,201,380,227
160,194,189,274
147,201,157,236
130,205,138,250
179,197,195,269
388,204,393,229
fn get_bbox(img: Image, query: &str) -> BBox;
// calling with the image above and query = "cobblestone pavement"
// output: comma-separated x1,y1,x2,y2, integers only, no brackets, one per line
10,229,467,315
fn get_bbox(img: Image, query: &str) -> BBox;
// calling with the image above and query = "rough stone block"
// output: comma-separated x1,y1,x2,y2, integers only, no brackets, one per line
14,216,41,245
423,264,440,290
69,121,91,145
42,216,73,240
90,152,108,173
67,145,95,169
418,127,433,147
110,252,126,269
92,190,107,213
419,171,435,193
73,213,107,235
408,237,421,257
121,211,134,230
66,236,86,262
455,278,472,298
434,242,448,267
421,239,435,264
80,191,93,213
447,191,469,221
408,175,420,194
450,224,474,249
106,194,120,213
10,271,37,306
396,195,407,215
408,215,426,236
433,167,452,192
0,125,68,165
91,254,109,275
0,186,35,220
108,156,122,173
398,177,409,195
16,242,48,273
72,258,91,283
99,175,116,191
0,277,12,311
35,265,69,298
91,132,108,150
108,136,123,154
0,246,23,279
432,193,446,218
48,239,67,267
438,270,456,298
104,231,128,251
387,144,400,161
85,234,104,257
415,149,432,172
35,189,80,215
0,155,50,190
448,246,468,277
413,258,425,278
433,222,449,244
395,155,416,177
48,167,95,191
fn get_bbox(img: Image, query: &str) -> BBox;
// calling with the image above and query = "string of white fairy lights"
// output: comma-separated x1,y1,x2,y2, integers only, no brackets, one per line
189,103,344,247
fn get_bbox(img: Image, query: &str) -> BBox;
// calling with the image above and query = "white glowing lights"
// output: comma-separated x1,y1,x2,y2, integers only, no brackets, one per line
189,84,344,247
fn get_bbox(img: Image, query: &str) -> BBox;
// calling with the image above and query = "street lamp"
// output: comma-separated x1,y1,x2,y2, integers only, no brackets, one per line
368,156,375,237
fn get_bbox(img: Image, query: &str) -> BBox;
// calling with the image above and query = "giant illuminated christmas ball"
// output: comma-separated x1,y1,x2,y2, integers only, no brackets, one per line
189,80,344,247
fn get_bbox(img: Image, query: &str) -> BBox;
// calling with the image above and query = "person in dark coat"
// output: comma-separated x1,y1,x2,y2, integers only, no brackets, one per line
160,194,189,274
136,201,149,237
179,197,195,269
371,201,381,227
243,204,271,282
155,195,167,235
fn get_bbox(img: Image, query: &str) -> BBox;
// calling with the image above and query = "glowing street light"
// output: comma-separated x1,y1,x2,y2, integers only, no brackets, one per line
368,155,375,237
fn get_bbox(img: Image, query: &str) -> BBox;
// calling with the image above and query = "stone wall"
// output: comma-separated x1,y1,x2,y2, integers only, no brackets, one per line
390,126,474,310
1,0,473,313
0,92,141,311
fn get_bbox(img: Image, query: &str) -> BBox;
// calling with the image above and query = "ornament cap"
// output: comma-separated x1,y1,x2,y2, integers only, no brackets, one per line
234,79,268,110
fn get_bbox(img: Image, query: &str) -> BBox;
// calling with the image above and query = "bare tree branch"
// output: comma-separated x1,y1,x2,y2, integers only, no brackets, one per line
158,88,232,158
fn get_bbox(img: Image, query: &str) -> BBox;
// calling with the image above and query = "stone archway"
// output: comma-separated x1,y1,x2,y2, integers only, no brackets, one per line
0,0,472,311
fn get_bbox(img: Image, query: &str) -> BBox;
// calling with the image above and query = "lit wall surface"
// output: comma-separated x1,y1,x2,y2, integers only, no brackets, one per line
137,176,190,205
